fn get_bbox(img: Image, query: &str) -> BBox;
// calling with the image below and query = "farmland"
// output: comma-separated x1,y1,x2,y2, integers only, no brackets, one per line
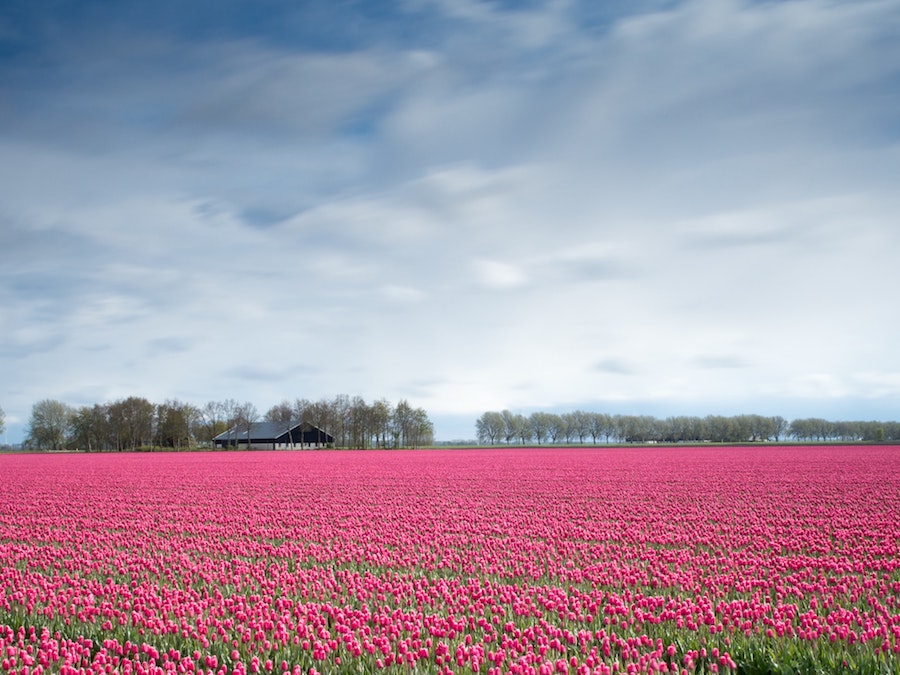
0,446,898,674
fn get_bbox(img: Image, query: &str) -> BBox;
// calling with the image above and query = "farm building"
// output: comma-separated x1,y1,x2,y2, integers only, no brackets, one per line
213,421,334,450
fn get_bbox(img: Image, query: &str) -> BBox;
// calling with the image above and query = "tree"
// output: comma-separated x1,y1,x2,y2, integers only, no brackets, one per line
546,414,566,444
197,400,228,447
265,400,295,425
26,399,74,451
391,399,414,448
568,410,590,444
529,412,551,445
156,399,198,449
234,401,259,448
475,411,504,445
606,415,622,443
387,399,434,448
219,399,241,447
292,397,312,424
513,413,532,445
561,412,579,443
107,397,154,451
347,395,370,448
408,407,434,448
307,399,336,445
370,399,393,448
71,404,110,451
0,405,5,439
499,410,518,444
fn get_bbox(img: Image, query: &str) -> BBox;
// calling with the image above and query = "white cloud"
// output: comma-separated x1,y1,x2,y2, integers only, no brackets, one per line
381,284,426,303
428,0,574,49
471,259,528,290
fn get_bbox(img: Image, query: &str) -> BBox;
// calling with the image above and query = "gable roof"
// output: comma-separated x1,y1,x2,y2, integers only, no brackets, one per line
213,420,330,442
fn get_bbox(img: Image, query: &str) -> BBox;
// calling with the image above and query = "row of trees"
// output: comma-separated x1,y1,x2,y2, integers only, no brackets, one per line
475,410,900,445
21,395,433,452
263,396,433,449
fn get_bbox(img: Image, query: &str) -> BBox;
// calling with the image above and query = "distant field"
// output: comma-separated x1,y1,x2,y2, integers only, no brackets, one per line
1,446,898,674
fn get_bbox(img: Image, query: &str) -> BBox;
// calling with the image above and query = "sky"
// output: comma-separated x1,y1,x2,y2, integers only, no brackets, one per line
2,0,900,444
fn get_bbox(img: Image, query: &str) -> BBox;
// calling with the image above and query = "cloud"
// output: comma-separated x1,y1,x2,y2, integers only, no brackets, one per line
0,328,67,360
171,47,423,138
381,284,426,303
536,242,636,284
692,355,748,370
146,337,194,355
471,259,528,290
224,364,320,383
594,358,638,376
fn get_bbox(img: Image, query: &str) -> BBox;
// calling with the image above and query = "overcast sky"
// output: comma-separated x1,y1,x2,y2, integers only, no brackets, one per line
2,0,899,443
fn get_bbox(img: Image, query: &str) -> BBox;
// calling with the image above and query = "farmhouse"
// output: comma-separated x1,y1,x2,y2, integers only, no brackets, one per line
213,421,334,450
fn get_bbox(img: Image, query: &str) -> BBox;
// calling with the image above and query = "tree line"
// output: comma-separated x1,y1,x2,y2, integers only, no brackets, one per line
475,410,900,445
19,395,433,452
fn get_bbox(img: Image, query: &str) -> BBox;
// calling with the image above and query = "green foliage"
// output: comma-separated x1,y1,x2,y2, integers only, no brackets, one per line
26,398,74,451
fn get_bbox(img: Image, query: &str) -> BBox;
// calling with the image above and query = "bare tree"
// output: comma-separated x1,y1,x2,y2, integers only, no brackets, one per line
234,401,259,449
198,400,227,447
293,398,312,424
265,400,294,425
219,399,240,447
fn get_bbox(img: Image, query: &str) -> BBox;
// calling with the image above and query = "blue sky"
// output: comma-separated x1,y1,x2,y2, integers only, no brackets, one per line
2,0,900,443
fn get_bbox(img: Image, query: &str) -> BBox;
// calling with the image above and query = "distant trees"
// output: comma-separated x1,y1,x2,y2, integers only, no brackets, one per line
0,405,5,438
392,399,434,448
475,410,900,444
264,395,433,449
788,418,898,442
18,393,434,452
18,394,900,451
155,400,200,450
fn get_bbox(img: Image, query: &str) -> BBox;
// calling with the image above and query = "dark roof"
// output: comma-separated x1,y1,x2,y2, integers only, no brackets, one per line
213,420,329,442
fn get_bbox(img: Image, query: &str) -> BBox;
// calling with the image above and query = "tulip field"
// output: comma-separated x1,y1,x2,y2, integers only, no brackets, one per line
1,446,898,675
